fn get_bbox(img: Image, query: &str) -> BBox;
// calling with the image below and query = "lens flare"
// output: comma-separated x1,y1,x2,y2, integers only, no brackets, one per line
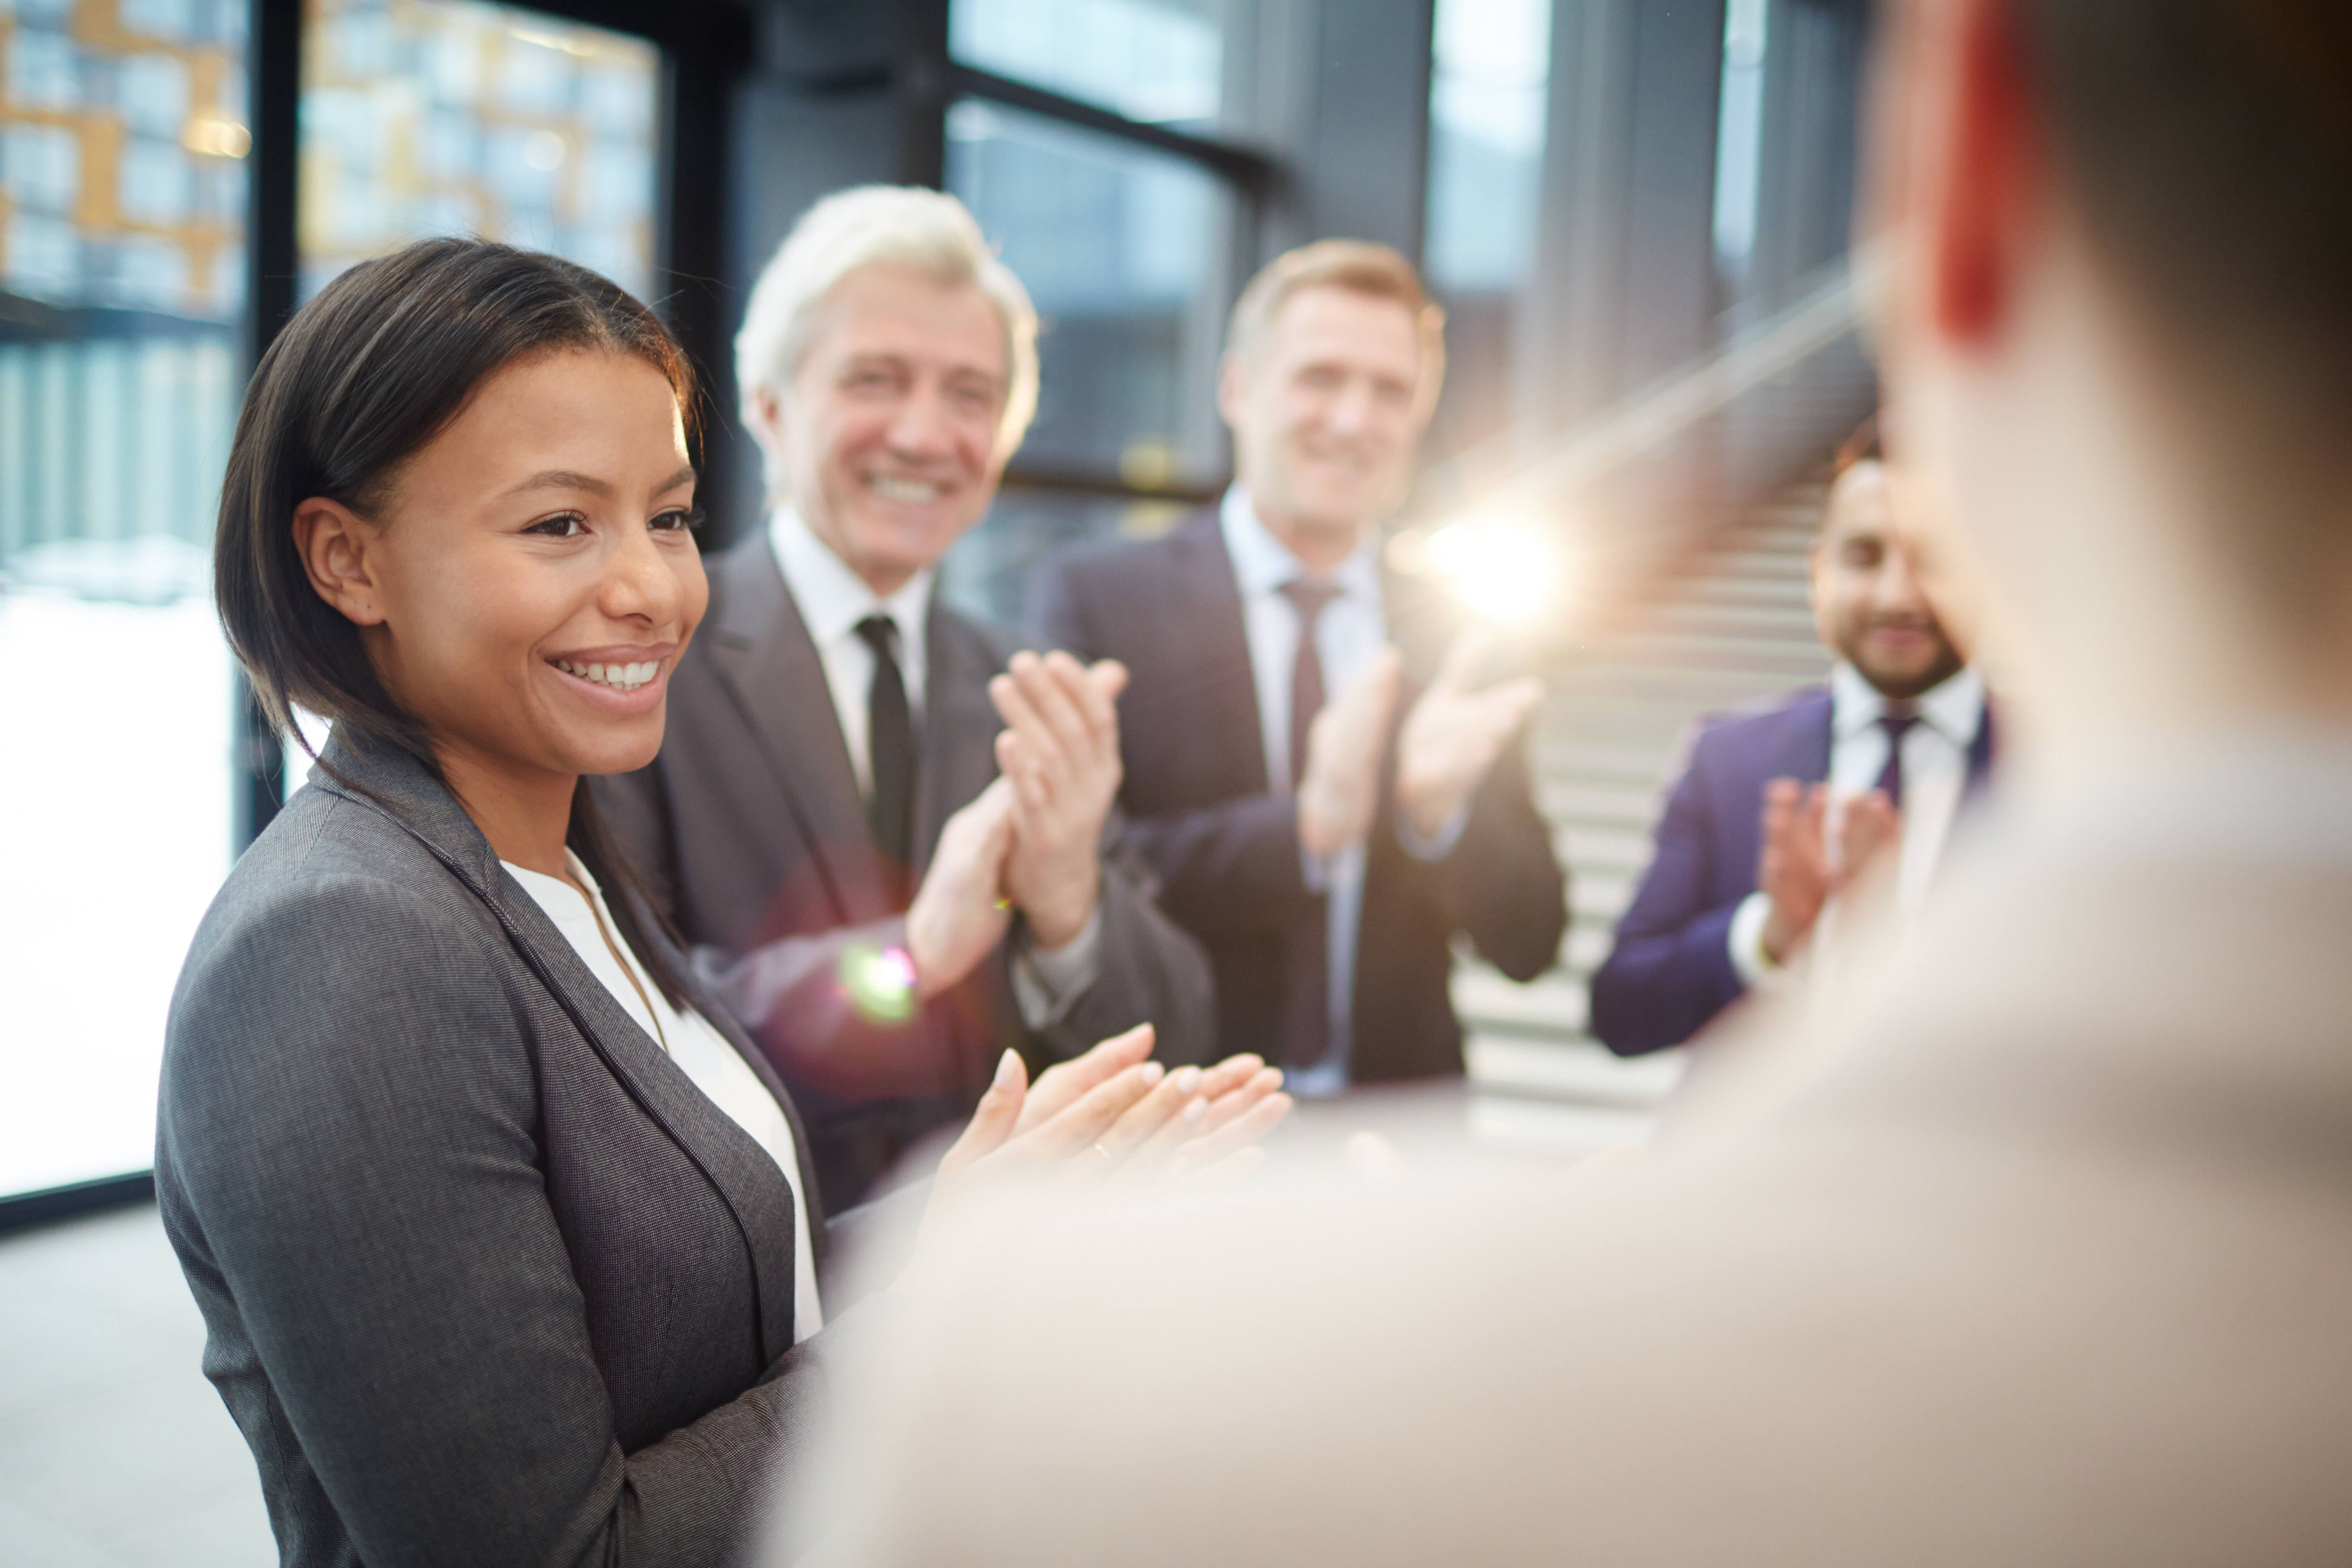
1417,519,1563,624
841,944,918,1024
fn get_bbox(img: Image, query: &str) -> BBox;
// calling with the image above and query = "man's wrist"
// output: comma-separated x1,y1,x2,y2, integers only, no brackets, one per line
1016,872,1099,951
1396,783,1460,845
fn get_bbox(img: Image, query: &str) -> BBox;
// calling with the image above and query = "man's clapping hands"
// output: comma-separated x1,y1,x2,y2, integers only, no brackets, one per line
902,650,1130,996
1755,780,1902,966
1297,630,1544,860
989,650,1127,951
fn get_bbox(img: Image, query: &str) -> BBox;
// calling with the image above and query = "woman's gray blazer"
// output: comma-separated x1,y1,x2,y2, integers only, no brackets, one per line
156,735,891,1567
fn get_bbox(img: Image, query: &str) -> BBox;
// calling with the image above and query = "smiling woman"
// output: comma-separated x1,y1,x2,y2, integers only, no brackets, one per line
215,238,704,1007
158,237,1278,1565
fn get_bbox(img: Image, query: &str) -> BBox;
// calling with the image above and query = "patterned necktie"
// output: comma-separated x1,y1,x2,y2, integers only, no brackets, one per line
1275,578,1341,1068
854,614,916,905
1278,578,1341,791
1874,711,1921,809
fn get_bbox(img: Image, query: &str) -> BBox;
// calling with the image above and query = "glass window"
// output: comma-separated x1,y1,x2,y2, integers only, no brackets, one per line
1423,0,1553,454
940,486,1190,629
0,0,248,1199
1711,0,1770,301
285,0,663,793
298,0,660,302
950,0,1236,133
945,97,1232,487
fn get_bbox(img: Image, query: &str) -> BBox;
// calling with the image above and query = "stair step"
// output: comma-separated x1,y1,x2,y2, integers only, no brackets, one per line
1460,469,1832,1073
1466,1034,1685,1109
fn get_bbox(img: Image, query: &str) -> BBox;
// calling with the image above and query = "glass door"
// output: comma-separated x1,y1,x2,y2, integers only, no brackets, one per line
0,0,250,1200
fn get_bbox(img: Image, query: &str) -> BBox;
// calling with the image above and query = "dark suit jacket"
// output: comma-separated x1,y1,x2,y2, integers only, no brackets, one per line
1589,685,1995,1057
1026,509,1568,1081
156,734,888,1568
597,536,1214,1212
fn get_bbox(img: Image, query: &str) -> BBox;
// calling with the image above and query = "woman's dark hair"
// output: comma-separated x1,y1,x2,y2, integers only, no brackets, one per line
216,237,699,1007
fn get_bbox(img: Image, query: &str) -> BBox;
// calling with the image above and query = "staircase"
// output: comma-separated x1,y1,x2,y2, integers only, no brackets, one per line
1458,481,1836,1156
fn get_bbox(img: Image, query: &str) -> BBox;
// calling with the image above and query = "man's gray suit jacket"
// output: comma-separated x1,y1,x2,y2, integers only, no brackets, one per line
156,734,892,1568
596,535,1215,1211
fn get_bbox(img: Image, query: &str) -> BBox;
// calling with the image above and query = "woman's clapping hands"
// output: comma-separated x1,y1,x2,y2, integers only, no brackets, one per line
898,1026,1292,1289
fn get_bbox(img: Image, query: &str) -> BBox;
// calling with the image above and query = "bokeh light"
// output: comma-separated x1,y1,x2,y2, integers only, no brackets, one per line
841,944,919,1025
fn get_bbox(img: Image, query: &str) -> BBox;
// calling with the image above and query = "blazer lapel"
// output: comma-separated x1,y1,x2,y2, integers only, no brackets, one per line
702,538,893,924
1771,690,1837,784
685,967,833,1255
312,735,805,1361
912,600,1006,880
1173,512,1274,793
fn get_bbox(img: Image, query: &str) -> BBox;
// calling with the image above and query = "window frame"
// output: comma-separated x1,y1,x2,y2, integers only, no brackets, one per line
907,0,1273,509
232,0,750,851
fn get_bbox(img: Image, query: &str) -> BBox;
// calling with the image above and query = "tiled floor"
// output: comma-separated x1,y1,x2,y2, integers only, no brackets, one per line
0,1205,273,1568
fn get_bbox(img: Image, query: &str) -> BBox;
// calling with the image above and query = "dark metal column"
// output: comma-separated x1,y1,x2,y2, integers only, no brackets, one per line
232,0,302,856
1525,0,1730,432
1258,0,1437,265
1747,0,1871,313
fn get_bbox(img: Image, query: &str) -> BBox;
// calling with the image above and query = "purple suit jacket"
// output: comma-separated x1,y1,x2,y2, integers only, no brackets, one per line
1588,685,1994,1057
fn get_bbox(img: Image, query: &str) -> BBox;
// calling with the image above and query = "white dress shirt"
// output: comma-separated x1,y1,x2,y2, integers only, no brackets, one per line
505,854,823,1343
766,507,1098,1021
768,507,933,797
1729,661,1987,985
1220,487,1459,1094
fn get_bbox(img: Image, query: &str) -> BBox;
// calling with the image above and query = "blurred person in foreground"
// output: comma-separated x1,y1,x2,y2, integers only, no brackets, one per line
597,187,1219,1212
1027,241,1568,1097
1590,418,1997,1058
797,0,2352,1560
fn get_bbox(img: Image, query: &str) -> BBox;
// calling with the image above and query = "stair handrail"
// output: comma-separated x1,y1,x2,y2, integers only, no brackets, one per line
1424,246,1886,517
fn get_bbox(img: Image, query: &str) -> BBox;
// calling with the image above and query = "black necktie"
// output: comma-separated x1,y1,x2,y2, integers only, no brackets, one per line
855,614,916,903
1874,712,1920,809
1276,578,1341,1069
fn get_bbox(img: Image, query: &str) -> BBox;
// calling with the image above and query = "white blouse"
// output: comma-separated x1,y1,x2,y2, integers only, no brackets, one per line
503,854,822,1342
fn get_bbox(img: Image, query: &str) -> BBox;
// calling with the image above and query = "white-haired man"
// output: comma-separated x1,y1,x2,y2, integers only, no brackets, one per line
599,186,1217,1212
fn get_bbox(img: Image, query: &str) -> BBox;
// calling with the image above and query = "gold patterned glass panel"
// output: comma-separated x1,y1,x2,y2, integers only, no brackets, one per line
298,0,659,300
0,0,249,1199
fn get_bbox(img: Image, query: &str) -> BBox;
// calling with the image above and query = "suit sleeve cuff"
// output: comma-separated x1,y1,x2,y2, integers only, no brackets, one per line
1727,892,1784,990
1010,906,1104,1029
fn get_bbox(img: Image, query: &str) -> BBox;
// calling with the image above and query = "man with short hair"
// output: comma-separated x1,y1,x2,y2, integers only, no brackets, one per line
1028,240,1568,1092
599,186,1214,1211
1589,422,1996,1056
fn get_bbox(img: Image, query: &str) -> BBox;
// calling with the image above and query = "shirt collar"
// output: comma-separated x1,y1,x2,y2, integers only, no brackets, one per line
767,506,934,651
1831,661,1984,745
1218,485,1382,604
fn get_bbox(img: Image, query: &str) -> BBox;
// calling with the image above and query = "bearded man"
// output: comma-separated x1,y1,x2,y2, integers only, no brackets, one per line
1590,421,1995,1056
